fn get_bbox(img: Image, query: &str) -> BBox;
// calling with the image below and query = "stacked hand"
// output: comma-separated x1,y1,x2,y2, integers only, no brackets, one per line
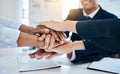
28,21,84,60
29,25,68,60
19,20,84,60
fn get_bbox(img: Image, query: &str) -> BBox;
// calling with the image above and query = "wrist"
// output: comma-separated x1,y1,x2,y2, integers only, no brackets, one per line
19,24,34,34
63,20,78,33
71,41,85,51
67,52,73,59
17,32,40,47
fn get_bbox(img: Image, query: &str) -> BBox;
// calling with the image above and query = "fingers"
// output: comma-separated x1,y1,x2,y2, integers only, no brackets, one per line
45,53,60,60
50,30,59,41
56,32,64,41
48,36,55,49
38,34,46,41
35,33,41,37
50,30,67,45
56,32,65,44
39,20,62,31
29,49,50,60
33,26,49,35
44,34,51,49
29,53,35,59
29,49,59,60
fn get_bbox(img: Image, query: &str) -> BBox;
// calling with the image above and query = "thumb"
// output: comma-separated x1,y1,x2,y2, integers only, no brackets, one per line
45,48,62,54
33,28,49,34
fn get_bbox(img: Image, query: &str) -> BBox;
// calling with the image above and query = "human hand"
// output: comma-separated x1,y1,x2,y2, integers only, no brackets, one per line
29,49,61,60
19,24,34,34
44,41,73,54
39,20,66,31
39,20,77,33
34,25,67,49
34,25,66,41
38,33,65,50
33,25,49,35
44,41,85,54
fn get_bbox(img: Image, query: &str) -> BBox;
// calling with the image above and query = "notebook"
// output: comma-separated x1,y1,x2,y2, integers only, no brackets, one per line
17,54,61,72
87,57,120,74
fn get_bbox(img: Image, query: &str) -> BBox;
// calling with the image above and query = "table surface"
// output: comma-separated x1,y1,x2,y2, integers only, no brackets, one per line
0,47,111,74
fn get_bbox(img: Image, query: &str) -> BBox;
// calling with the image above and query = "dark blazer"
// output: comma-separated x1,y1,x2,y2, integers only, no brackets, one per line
65,6,118,63
76,19,120,54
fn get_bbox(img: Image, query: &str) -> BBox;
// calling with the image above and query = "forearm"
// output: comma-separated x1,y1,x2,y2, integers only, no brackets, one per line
71,41,85,51
67,41,85,61
63,20,78,33
17,32,40,47
17,32,60,48
19,24,34,34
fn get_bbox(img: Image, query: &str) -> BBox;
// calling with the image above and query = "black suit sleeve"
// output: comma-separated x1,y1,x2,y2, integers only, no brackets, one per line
76,19,120,54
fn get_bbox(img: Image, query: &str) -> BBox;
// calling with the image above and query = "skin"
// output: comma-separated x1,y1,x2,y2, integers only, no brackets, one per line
17,24,66,59
27,0,99,60
32,0,99,60
80,0,99,14
30,20,85,60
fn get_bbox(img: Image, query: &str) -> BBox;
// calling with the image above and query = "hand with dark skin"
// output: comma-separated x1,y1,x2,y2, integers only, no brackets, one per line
19,24,67,60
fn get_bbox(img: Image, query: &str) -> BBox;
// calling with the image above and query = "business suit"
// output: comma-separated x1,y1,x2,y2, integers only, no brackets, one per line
65,6,118,63
76,19,120,54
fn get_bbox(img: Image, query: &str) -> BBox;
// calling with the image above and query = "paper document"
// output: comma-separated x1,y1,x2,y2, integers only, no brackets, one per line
87,57,120,74
17,54,60,72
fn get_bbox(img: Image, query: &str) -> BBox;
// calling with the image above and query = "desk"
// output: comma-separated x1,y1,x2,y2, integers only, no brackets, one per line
0,47,110,74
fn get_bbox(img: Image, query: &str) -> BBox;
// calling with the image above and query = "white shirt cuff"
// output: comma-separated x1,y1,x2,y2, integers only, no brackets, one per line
0,25,20,48
69,51,76,61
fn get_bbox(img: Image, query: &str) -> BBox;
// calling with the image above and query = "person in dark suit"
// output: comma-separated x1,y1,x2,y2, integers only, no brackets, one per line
29,0,119,62
65,0,118,63
36,0,118,63
39,19,120,61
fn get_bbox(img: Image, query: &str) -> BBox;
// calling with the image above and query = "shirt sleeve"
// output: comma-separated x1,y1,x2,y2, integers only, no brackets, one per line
0,24,20,48
0,16,21,30
69,51,76,61
75,19,120,54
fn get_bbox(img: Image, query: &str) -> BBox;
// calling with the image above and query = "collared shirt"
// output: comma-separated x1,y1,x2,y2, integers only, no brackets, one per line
69,7,100,61
83,6,100,18
0,17,21,48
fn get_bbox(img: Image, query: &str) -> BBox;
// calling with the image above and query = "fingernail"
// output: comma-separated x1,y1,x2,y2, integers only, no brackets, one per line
57,38,60,41
38,38,43,41
45,29,49,33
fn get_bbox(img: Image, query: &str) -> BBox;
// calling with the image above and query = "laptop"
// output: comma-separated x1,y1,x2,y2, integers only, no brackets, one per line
17,53,61,72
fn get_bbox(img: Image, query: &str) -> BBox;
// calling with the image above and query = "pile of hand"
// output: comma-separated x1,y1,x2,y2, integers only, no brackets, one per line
29,24,70,60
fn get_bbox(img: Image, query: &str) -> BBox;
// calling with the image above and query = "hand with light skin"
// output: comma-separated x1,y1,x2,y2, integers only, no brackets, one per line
30,34,66,60
39,20,78,33
34,25,67,49
30,40,85,60
27,20,85,60
45,41,85,54
19,24,69,60
29,49,61,60
34,25,66,42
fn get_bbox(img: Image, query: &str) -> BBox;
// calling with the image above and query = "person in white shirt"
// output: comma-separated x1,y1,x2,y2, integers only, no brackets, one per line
0,17,36,48
0,17,66,49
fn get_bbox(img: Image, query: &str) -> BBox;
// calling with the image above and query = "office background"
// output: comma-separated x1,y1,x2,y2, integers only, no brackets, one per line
0,0,120,25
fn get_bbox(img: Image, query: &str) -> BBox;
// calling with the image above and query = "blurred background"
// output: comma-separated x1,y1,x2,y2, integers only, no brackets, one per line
0,0,120,26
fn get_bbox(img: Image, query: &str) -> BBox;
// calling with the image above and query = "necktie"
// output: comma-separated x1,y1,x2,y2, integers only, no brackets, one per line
83,16,91,20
